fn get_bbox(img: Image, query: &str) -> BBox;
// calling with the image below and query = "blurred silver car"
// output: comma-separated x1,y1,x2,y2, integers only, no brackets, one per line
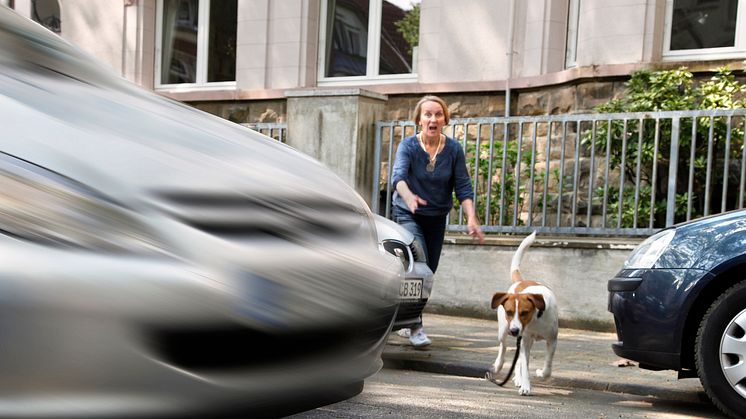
373,215,435,330
0,7,402,418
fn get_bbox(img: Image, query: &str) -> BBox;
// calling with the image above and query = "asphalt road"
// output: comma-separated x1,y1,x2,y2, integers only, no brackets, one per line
290,368,726,418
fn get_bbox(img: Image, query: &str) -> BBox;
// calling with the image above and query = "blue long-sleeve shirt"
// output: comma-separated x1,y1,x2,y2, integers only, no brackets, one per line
391,135,475,216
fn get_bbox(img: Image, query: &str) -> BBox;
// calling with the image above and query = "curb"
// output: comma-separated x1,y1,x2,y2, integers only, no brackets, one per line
382,354,710,405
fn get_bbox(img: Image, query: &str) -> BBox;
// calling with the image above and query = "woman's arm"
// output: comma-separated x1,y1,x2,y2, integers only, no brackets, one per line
391,138,427,213
396,180,427,213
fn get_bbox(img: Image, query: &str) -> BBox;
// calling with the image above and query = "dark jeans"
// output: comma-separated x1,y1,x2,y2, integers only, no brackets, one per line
392,206,447,274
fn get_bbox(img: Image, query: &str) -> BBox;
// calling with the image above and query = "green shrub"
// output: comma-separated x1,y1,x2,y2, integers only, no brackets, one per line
586,66,746,227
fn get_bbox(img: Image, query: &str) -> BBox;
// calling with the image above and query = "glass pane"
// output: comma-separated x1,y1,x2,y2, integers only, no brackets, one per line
565,0,580,68
670,0,737,51
161,0,198,84
325,0,369,77
31,0,61,33
208,0,237,82
379,0,418,75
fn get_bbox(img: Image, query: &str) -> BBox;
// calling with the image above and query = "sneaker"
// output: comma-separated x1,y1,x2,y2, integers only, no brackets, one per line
396,328,411,338
409,329,432,347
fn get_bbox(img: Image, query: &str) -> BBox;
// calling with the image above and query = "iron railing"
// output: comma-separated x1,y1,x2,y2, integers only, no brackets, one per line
241,122,287,143
241,111,746,237
373,110,746,237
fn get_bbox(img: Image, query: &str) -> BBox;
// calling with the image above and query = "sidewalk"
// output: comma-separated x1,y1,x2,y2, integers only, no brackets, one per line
382,314,709,404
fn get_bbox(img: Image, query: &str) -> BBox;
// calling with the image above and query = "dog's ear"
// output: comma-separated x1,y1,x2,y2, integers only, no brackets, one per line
491,292,509,309
527,294,546,311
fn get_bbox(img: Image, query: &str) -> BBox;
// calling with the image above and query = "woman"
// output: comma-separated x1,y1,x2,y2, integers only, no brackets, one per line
391,95,485,347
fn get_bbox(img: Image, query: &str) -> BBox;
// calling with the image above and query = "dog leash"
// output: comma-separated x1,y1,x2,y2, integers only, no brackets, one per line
485,336,522,387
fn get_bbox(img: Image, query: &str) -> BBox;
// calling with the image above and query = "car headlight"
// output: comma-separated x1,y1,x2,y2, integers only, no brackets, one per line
380,239,412,272
0,152,161,253
624,229,676,269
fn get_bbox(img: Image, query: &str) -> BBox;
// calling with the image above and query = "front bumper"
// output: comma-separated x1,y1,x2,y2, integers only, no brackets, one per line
0,233,400,417
607,268,710,370
393,261,434,330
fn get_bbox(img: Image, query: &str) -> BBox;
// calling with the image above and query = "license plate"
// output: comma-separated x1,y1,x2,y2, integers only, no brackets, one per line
399,278,423,300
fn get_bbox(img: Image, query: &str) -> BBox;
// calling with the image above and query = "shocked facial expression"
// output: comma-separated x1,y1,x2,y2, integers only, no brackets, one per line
418,101,446,141
491,292,546,337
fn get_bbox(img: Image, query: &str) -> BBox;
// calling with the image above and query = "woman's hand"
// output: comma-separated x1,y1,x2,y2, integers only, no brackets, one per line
405,193,428,213
396,180,427,213
467,218,485,244
462,198,485,244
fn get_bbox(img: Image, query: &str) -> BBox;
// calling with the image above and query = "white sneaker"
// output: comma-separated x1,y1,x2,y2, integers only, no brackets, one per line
396,328,411,338
409,329,432,347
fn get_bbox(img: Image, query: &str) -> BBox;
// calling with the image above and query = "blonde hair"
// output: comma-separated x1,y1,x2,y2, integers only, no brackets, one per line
413,95,450,125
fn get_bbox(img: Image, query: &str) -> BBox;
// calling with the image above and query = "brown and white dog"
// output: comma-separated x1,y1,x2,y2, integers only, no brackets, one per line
490,231,558,396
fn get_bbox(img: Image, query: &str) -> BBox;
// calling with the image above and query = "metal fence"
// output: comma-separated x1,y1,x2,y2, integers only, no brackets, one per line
241,122,287,143
241,111,746,237
373,110,746,237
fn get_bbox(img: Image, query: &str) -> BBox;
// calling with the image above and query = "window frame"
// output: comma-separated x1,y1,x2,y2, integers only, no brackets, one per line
317,0,419,86
662,0,746,61
154,0,236,91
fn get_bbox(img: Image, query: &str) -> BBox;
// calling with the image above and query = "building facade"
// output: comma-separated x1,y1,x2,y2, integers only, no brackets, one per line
8,0,746,122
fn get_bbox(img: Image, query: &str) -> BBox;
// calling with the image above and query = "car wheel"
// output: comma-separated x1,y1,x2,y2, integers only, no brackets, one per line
696,281,746,418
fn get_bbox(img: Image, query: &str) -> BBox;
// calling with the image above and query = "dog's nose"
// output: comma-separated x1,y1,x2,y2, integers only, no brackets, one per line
509,327,520,337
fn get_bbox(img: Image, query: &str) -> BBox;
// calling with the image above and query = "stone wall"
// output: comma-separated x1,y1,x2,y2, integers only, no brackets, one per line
187,79,630,124
186,70,746,123
191,99,287,124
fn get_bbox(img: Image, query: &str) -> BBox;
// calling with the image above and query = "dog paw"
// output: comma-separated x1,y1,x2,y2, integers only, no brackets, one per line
491,364,503,375
536,368,551,379
512,375,521,387
518,385,531,396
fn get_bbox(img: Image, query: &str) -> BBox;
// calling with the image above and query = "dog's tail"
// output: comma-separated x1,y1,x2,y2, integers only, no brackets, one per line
510,231,536,282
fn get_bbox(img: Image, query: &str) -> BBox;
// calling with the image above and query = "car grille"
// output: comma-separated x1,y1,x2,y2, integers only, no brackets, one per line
154,192,367,241
144,305,397,372
409,240,426,263
395,300,428,323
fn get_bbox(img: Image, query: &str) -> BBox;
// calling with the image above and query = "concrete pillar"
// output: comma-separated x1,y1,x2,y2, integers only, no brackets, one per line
285,88,387,207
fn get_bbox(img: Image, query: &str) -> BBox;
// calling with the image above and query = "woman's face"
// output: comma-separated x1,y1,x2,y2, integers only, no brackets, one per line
418,101,446,140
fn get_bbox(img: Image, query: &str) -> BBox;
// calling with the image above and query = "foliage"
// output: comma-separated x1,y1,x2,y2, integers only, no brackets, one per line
601,185,670,229
586,66,746,227
453,132,561,227
394,4,420,55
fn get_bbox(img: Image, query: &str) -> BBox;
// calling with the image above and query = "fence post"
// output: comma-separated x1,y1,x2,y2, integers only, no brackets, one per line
666,117,680,227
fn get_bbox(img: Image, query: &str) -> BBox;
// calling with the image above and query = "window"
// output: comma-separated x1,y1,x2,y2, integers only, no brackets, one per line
664,0,746,60
319,0,420,83
156,0,237,88
31,0,60,34
565,0,580,68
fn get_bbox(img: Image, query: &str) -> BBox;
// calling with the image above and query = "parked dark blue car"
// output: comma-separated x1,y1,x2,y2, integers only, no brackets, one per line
608,209,746,418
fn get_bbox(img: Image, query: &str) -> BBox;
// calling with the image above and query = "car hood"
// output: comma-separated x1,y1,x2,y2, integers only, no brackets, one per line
0,71,360,208
0,11,364,211
373,214,414,244
657,209,746,270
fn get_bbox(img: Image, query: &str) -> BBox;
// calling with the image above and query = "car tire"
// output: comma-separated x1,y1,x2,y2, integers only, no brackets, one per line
696,281,746,418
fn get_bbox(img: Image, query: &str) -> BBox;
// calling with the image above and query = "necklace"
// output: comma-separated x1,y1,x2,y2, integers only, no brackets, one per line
418,134,443,172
